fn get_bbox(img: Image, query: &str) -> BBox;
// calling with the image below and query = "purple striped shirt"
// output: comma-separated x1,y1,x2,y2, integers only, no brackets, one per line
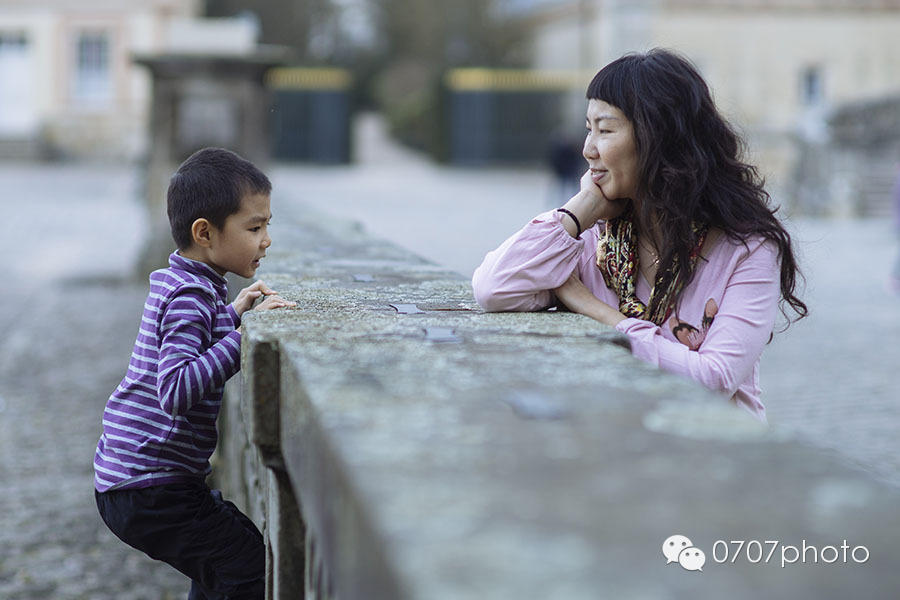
94,253,242,492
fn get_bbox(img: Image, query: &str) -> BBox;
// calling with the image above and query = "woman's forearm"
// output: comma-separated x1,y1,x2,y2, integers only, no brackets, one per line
553,273,626,327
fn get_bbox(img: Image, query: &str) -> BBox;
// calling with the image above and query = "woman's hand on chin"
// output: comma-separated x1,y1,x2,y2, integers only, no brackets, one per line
560,170,630,234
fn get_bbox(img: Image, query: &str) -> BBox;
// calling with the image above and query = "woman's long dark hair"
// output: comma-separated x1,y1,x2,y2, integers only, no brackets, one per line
587,48,808,325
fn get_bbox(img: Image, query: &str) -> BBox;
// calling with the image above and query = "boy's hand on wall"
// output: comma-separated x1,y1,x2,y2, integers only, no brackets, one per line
252,294,297,312
233,281,278,316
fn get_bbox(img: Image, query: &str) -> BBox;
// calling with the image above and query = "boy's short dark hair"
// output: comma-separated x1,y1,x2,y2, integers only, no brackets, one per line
167,147,272,250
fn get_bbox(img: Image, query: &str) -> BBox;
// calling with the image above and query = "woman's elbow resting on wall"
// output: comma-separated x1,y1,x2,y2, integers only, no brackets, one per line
693,352,743,398
472,282,551,312
474,289,522,312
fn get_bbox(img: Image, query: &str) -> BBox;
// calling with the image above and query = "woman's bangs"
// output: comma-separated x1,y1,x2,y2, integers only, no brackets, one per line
586,57,635,120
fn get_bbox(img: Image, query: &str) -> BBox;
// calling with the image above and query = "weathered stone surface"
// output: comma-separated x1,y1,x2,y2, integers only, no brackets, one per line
216,205,900,599
0,282,188,600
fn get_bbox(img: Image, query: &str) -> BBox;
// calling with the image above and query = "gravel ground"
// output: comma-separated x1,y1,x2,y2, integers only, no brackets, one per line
0,162,188,599
0,280,188,599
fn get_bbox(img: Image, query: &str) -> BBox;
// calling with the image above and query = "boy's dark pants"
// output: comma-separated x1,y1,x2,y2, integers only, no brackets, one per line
95,479,265,600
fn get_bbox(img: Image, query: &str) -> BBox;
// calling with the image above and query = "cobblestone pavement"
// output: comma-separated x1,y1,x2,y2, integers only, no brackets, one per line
759,218,900,487
1,120,898,597
0,164,188,599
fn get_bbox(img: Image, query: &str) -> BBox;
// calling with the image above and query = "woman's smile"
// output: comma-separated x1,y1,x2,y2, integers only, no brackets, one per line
590,168,607,186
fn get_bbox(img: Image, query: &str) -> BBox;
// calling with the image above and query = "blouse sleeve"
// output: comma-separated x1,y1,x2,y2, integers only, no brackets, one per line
615,239,781,397
156,287,242,418
472,211,589,312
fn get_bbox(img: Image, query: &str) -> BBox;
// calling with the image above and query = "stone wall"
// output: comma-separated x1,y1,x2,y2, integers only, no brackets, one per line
213,207,900,599
792,95,900,217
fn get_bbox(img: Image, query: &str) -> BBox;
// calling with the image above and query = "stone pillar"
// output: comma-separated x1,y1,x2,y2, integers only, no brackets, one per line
133,49,288,275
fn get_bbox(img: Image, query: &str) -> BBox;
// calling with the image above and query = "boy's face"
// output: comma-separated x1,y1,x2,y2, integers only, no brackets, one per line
207,193,272,278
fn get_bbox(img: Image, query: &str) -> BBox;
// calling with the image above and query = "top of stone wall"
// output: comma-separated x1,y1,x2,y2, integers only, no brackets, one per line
239,205,900,599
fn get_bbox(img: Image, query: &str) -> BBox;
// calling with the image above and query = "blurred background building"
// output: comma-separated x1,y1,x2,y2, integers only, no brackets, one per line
2,0,900,214
0,0,263,160
517,0,900,213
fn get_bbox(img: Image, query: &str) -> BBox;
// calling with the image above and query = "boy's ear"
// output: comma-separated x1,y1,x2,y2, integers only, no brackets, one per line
190,218,213,248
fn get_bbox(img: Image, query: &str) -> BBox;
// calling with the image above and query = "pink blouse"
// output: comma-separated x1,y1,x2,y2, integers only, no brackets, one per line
472,210,781,422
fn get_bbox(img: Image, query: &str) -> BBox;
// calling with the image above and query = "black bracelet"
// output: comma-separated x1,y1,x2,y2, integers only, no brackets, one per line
556,208,582,238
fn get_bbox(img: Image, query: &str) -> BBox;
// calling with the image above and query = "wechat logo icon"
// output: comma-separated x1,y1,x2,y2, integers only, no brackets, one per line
662,534,705,572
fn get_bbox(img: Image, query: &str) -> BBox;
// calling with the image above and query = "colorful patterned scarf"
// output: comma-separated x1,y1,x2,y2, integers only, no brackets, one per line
596,211,708,325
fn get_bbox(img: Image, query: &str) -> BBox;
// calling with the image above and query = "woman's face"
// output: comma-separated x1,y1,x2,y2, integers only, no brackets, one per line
583,99,639,201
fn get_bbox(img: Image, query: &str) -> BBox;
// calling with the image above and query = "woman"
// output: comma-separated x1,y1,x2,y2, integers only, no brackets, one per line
472,49,807,421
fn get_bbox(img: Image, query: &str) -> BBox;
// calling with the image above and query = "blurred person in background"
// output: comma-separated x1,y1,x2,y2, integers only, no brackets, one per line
473,49,807,423
547,129,585,208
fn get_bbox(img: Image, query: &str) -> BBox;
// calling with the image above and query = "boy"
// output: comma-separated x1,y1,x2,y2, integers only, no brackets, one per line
94,147,295,599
